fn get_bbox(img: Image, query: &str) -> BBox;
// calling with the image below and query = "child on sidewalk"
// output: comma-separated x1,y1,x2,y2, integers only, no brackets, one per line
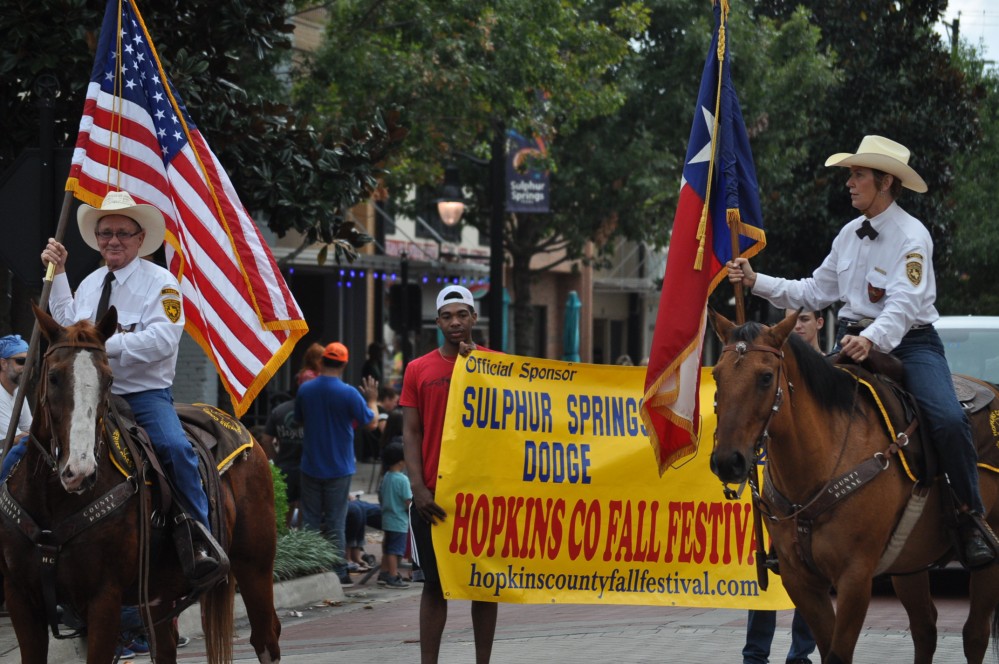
377,442,412,588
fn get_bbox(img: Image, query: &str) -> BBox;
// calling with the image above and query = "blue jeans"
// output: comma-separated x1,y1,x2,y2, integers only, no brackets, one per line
300,472,352,576
0,437,28,482
123,388,210,529
834,324,984,514
744,609,815,664
891,327,985,514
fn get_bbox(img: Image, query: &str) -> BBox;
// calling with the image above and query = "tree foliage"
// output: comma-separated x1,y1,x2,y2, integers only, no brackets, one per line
938,46,999,314
298,0,650,354
750,0,983,289
0,0,401,255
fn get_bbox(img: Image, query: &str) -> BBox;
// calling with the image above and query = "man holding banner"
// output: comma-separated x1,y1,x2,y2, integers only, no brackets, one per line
402,284,498,664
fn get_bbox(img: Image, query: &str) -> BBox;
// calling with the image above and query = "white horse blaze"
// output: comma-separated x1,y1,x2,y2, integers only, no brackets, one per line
63,350,103,487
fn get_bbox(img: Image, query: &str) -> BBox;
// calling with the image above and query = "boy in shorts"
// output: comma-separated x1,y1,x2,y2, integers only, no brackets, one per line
377,441,412,588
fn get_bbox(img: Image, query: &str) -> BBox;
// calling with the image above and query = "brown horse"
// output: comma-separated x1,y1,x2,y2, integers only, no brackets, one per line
708,310,999,664
0,306,281,663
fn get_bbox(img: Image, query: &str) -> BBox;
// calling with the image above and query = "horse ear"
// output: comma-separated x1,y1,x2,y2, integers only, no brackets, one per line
96,306,118,343
708,307,735,343
769,309,799,347
32,302,63,343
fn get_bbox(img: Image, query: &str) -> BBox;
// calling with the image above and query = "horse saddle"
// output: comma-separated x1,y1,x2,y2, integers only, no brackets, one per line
835,353,999,485
106,399,253,545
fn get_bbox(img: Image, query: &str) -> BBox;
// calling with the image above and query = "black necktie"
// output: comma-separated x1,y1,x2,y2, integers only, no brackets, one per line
95,271,115,320
856,219,879,240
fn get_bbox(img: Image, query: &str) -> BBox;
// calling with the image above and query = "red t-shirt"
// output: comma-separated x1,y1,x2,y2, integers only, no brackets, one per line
400,346,492,491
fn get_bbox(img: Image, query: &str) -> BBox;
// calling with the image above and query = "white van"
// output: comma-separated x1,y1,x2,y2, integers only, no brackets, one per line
934,316,999,384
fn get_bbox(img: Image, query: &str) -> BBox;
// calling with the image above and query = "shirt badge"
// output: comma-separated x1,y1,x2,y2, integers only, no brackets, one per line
906,261,923,286
162,298,182,323
867,283,885,303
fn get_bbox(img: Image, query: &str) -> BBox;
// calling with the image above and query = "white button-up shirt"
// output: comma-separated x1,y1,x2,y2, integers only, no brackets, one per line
0,385,31,435
752,202,938,352
49,258,184,394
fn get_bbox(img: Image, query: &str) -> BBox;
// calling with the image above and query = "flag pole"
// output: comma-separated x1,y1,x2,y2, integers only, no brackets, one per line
729,215,746,324
2,189,74,460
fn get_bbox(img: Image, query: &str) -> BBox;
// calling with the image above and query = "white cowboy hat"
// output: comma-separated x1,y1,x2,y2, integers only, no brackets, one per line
825,135,927,193
77,191,166,256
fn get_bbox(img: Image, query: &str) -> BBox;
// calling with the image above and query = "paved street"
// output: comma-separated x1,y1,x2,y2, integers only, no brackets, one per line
180,582,976,663
0,462,981,663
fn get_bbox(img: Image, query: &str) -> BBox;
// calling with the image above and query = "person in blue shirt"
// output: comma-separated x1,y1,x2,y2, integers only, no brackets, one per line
294,342,378,588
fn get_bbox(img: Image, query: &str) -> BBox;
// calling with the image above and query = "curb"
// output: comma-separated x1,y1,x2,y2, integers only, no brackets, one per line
0,572,346,663
178,571,345,638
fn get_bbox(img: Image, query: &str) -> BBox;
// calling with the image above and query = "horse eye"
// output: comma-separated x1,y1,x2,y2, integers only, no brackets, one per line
48,371,59,386
759,372,773,388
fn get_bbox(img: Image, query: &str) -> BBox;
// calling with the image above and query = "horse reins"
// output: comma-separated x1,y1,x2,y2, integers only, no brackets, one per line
720,340,915,575
34,339,113,472
717,340,785,590
0,338,133,639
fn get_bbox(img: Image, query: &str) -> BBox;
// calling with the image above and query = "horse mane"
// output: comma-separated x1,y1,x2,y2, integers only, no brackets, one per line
59,319,105,346
729,322,855,413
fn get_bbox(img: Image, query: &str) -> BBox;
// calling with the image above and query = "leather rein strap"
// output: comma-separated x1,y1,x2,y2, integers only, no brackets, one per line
0,477,137,638
719,341,785,591
0,337,135,639
721,341,918,574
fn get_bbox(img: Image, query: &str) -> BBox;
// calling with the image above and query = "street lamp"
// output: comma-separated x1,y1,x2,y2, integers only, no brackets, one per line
436,164,465,227
435,124,507,351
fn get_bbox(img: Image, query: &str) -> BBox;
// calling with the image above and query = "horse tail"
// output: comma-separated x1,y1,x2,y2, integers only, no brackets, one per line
202,573,235,664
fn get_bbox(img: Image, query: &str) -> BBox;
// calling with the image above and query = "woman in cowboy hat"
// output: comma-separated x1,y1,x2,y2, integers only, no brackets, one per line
725,135,994,568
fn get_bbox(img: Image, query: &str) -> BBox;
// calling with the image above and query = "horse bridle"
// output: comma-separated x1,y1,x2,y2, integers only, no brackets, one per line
33,339,113,472
715,340,786,497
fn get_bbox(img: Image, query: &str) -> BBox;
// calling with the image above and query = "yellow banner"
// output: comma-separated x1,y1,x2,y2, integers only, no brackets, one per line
434,352,792,608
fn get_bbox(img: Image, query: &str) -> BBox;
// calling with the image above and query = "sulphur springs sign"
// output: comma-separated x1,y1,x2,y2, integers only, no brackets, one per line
434,352,792,608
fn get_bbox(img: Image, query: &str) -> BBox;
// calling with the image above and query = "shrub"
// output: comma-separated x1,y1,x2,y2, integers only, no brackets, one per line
271,463,289,536
273,529,341,582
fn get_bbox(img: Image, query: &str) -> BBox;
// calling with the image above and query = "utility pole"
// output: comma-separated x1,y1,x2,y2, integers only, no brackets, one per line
942,13,961,61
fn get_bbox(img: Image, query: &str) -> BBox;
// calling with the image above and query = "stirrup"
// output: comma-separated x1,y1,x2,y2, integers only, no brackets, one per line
172,513,230,588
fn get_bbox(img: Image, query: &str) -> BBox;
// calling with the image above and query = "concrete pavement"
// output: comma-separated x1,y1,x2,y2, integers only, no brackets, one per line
0,461,982,663
201,583,976,663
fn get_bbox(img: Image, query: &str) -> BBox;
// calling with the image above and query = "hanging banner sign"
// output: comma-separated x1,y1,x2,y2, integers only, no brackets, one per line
505,130,550,214
433,353,792,608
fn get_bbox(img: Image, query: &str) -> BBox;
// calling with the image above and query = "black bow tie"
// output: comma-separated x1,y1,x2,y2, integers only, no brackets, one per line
856,219,879,240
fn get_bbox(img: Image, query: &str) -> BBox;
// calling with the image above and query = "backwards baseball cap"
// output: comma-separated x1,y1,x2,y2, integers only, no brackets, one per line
436,285,475,312
323,342,349,362
0,335,29,359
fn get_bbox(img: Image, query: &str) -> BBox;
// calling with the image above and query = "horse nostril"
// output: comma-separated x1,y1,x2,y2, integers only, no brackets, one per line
61,467,75,480
711,449,749,483
731,452,748,478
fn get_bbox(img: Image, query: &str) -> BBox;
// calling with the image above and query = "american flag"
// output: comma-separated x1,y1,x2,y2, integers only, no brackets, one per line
641,0,765,474
66,0,307,416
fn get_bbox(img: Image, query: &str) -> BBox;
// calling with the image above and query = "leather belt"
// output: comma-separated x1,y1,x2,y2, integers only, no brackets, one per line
839,317,932,331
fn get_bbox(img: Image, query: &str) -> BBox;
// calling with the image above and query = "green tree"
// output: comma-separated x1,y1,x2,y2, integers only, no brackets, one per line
299,0,838,354
0,0,401,330
298,0,649,355
556,1,838,327
751,0,983,286
938,46,999,314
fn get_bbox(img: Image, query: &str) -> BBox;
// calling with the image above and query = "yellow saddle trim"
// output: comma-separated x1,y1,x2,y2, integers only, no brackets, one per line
836,368,918,483
106,415,254,480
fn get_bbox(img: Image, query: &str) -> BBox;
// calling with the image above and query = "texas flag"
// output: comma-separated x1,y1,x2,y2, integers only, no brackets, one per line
641,0,766,474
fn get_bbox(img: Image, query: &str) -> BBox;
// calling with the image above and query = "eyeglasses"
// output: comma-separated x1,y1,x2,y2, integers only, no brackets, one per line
95,229,143,241
10,358,25,366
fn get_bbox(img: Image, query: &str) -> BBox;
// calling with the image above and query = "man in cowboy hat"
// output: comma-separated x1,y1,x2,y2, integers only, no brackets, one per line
726,135,994,568
40,190,225,582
